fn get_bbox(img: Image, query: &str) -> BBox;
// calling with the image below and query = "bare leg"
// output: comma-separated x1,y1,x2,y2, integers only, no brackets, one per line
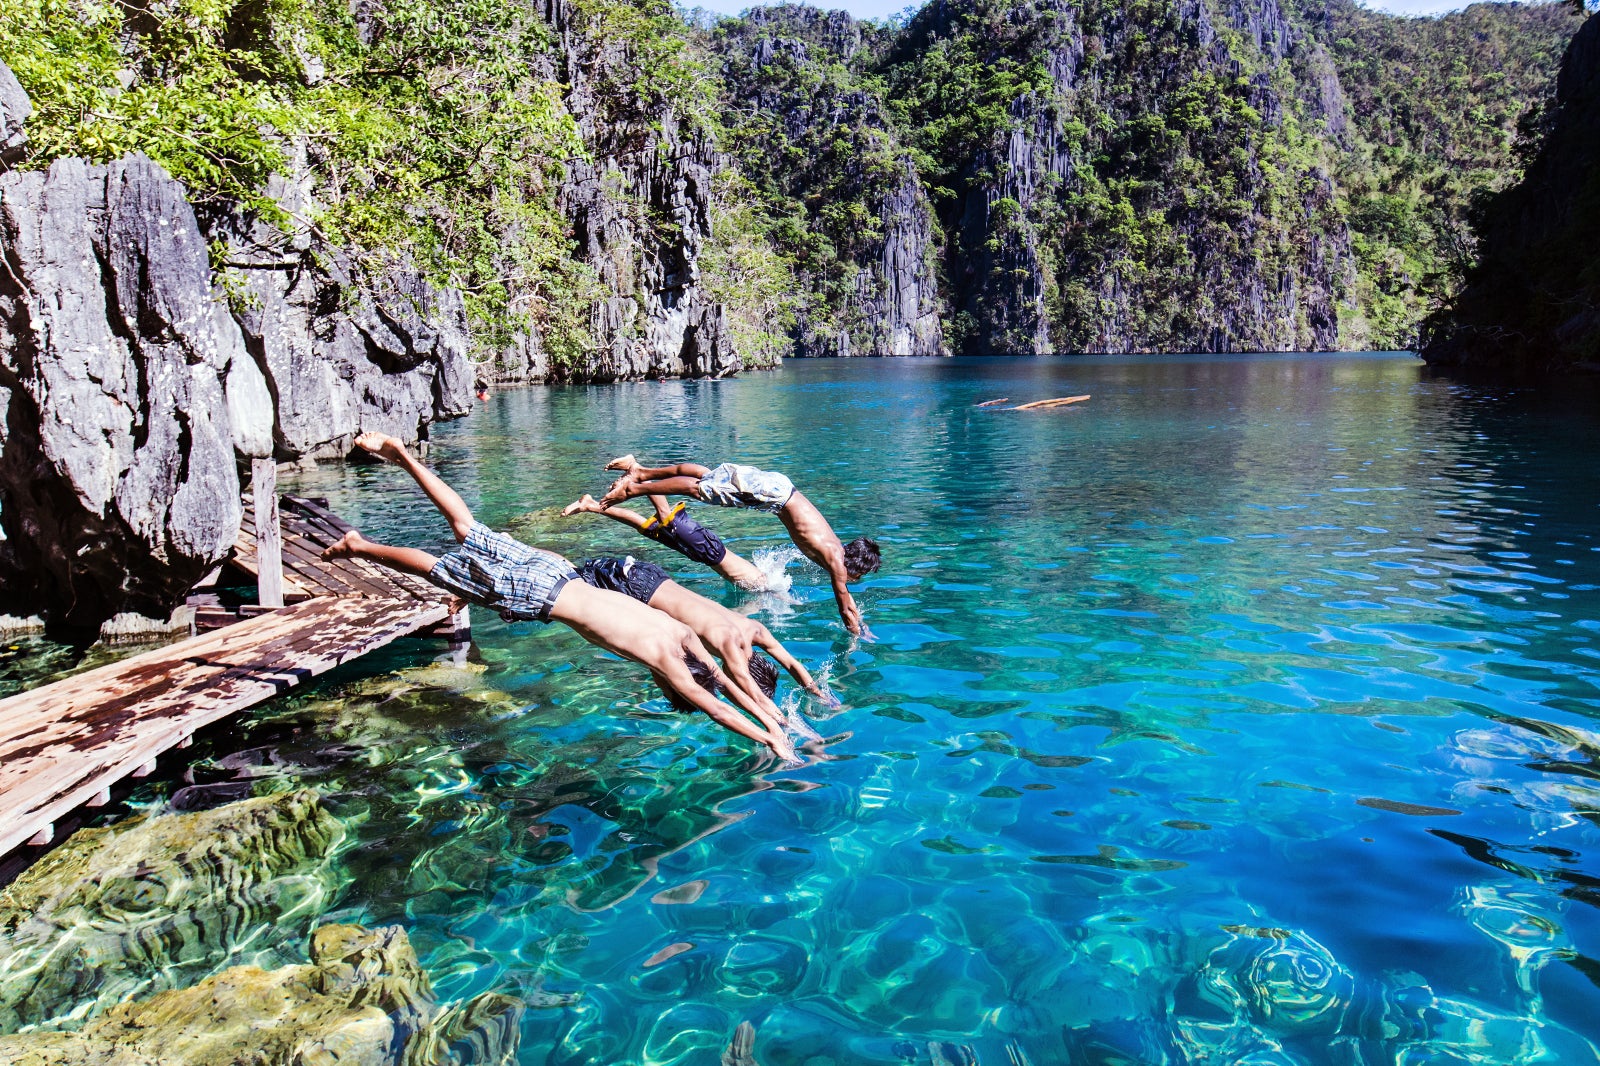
631,462,711,481
648,495,677,522
322,530,439,576
600,474,706,508
355,432,474,542
561,494,652,531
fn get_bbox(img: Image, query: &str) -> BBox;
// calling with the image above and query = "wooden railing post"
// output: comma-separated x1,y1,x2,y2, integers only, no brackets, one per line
252,457,284,609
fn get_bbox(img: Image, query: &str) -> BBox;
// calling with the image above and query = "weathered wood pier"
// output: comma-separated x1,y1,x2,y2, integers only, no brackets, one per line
0,476,461,858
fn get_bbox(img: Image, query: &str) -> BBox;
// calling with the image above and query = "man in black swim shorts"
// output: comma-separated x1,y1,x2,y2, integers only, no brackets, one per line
320,433,796,760
563,493,773,589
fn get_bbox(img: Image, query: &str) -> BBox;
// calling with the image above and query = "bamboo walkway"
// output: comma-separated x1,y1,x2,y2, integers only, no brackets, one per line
0,495,458,858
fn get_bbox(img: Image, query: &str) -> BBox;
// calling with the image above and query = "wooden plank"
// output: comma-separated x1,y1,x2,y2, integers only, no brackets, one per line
0,596,448,856
253,460,284,609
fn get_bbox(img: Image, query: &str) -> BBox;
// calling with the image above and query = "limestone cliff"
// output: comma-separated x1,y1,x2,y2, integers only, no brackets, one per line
1421,12,1600,374
711,6,946,357
0,153,267,627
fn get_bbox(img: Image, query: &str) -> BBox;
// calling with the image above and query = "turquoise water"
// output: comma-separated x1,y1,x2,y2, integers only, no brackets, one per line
43,354,1600,1061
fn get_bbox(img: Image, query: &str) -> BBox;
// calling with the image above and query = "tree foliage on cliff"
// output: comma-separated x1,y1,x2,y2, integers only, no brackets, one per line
1299,0,1584,347
0,0,602,362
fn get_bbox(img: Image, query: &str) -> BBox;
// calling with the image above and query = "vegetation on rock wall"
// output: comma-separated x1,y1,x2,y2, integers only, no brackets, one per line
1420,12,1600,373
1299,0,1584,348
0,0,1583,364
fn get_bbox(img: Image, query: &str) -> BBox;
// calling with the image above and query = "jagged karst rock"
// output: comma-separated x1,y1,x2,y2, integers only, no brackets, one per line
517,0,744,383
0,60,30,166
0,144,271,628
0,923,523,1066
0,790,344,1033
226,174,475,456
1421,12,1600,374
939,0,1350,354
715,5,946,357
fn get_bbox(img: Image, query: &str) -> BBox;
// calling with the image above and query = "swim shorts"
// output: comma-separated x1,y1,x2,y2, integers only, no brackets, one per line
577,555,671,605
640,503,728,566
427,522,576,623
696,463,796,513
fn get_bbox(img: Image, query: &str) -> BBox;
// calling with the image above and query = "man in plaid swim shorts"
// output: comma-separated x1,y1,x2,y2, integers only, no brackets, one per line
594,455,882,635
321,433,796,760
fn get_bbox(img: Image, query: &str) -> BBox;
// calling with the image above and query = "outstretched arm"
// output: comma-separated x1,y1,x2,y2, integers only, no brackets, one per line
684,634,785,739
655,659,792,760
753,626,822,695
354,432,474,542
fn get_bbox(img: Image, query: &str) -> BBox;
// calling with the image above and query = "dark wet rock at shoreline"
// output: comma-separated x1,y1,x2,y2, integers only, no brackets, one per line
0,789,343,1032
0,922,523,1066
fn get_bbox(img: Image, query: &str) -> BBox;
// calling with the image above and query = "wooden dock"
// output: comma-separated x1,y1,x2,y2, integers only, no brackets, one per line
0,492,460,858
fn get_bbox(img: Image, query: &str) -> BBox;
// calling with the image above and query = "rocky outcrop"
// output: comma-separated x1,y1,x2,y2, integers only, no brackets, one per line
942,0,1351,354
0,790,343,1032
0,150,271,628
1421,12,1600,374
713,5,946,357
495,0,746,383
0,923,523,1066
0,61,29,167
0,62,472,626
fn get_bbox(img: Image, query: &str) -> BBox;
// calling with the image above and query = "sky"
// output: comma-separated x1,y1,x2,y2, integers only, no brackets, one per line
685,0,1487,24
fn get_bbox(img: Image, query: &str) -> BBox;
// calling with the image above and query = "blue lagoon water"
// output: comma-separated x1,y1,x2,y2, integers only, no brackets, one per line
31,354,1600,1062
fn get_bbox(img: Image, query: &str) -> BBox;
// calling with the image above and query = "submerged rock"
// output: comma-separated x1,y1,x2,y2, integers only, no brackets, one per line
0,789,344,1032
0,923,523,1066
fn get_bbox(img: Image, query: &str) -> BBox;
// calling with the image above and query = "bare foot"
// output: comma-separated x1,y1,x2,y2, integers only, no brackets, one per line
598,473,635,507
604,454,638,472
562,494,603,517
322,530,366,560
353,431,408,463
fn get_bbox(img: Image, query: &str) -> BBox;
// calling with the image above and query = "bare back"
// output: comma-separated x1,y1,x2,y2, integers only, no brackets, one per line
647,580,757,659
549,581,695,672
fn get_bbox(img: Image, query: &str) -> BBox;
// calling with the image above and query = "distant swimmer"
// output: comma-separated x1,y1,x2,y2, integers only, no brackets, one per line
561,493,773,590
574,554,838,727
596,456,881,636
321,433,796,760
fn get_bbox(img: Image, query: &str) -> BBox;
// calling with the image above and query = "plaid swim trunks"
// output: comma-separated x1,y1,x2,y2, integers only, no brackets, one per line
696,463,796,513
426,522,576,623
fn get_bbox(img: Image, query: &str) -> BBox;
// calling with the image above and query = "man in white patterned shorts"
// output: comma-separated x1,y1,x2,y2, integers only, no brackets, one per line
597,456,881,635
321,433,796,760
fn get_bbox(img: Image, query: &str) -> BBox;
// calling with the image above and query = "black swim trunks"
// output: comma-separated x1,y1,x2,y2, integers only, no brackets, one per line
640,504,727,566
576,555,671,604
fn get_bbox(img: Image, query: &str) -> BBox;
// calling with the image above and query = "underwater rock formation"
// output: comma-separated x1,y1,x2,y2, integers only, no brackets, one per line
0,923,523,1066
0,141,271,628
0,789,343,1032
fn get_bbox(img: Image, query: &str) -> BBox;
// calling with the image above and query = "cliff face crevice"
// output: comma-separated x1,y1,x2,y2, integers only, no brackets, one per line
1421,12,1600,374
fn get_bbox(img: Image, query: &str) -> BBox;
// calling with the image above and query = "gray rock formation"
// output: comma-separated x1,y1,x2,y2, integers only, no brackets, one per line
0,61,30,167
1421,12,1600,374
0,790,343,1033
523,0,746,382
714,5,946,357
0,922,523,1066
0,150,271,628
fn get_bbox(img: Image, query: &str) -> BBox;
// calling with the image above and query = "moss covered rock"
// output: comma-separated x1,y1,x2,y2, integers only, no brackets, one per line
0,789,344,1031
0,923,522,1065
